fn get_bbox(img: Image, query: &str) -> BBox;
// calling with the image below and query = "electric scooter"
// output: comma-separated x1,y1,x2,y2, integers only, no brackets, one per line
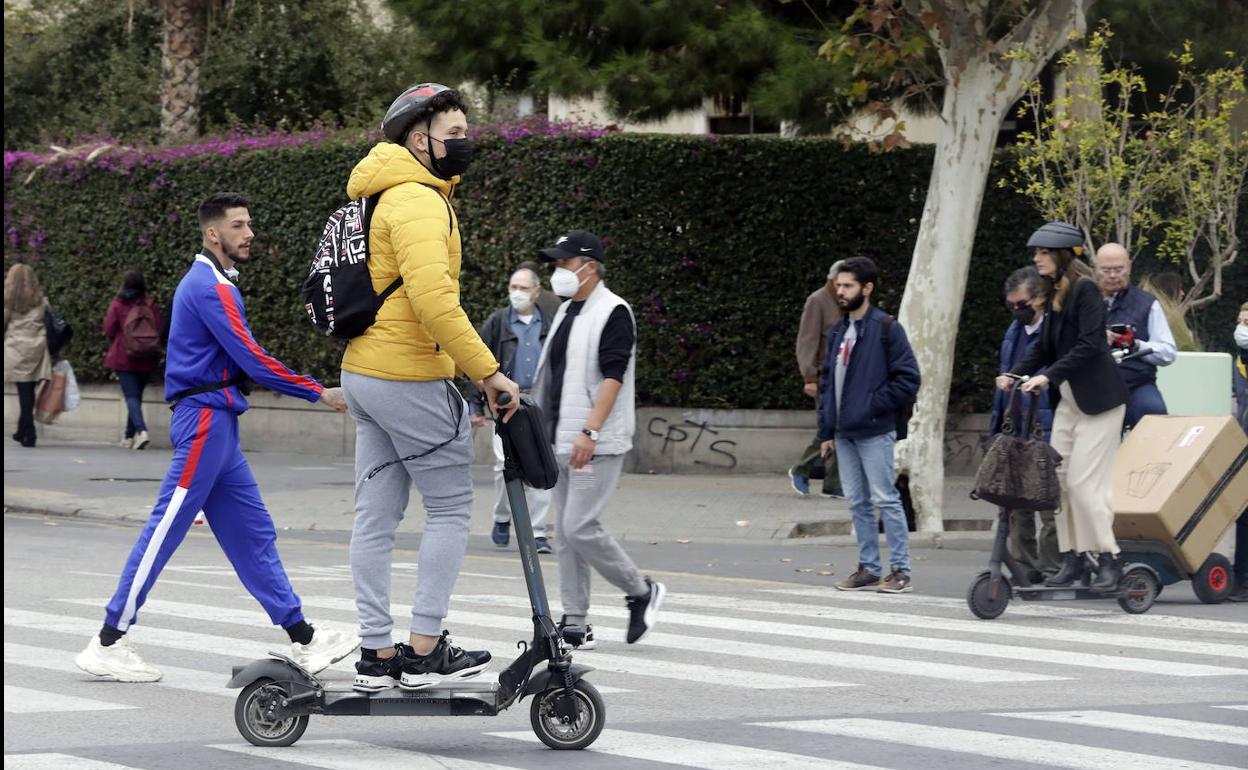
226,393,606,750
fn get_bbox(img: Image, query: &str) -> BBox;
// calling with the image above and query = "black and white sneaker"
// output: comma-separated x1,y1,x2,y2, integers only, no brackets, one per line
558,617,598,650
625,577,666,644
399,631,491,690
353,644,411,692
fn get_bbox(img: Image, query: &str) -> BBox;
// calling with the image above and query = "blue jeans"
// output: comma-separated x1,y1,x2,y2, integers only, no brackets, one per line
1124,382,1167,430
117,371,150,437
835,431,910,575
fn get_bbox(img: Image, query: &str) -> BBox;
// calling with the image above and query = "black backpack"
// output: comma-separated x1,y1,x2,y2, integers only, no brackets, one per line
880,314,916,441
303,186,454,339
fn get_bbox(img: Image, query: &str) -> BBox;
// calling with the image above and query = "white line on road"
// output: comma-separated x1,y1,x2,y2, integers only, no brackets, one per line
457,595,1247,678
1214,705,1248,711
2,754,143,770
490,729,889,770
3,685,135,714
105,597,841,691
211,739,523,770
663,591,1248,660
4,642,231,698
995,710,1248,746
756,718,1241,770
67,570,236,591
765,587,1248,635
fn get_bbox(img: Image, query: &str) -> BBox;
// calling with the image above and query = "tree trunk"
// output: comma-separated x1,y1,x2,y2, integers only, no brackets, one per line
894,61,1010,532
159,0,206,143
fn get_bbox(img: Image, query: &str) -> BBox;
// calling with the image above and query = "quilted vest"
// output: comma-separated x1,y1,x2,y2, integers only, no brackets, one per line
1105,285,1157,388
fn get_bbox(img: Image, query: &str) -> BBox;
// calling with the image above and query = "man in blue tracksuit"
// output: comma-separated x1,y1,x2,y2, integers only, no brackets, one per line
75,192,359,682
818,257,921,594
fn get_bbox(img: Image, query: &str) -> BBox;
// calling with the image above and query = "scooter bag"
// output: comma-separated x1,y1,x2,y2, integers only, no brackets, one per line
498,395,560,490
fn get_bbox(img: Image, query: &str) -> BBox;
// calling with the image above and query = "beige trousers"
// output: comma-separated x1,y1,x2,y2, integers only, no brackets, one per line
1048,382,1125,554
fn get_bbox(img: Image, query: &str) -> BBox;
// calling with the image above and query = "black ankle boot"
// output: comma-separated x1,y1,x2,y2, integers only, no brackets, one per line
1090,553,1121,592
1045,552,1084,587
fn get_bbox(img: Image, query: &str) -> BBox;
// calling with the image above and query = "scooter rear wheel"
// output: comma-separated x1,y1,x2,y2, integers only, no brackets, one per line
234,678,309,747
530,679,605,750
966,571,1011,620
1117,567,1159,614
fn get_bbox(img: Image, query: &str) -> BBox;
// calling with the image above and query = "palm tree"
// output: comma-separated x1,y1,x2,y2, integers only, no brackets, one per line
158,0,206,142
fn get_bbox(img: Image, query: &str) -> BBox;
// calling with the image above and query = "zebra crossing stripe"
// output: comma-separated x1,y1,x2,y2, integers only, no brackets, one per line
111,596,842,691
489,728,888,770
456,595,1246,678
995,710,1248,746
4,642,230,698
765,587,1248,635
1213,705,1248,711
210,738,523,770
68,571,236,591
755,718,1241,770
2,754,142,770
664,592,1248,660
3,685,135,714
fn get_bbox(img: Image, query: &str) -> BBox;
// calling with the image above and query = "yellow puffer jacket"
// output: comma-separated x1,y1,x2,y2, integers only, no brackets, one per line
341,142,499,382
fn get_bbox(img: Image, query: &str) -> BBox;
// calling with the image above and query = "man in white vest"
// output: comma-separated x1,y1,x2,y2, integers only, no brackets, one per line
532,230,666,649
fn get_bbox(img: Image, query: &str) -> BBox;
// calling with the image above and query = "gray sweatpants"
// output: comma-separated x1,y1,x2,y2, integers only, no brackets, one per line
553,453,647,625
342,371,474,648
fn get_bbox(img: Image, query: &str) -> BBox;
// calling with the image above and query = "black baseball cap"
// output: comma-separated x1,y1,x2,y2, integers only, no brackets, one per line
538,230,604,263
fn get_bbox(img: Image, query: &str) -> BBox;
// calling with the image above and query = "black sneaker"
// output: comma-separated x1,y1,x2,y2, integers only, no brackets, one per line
625,578,666,644
491,522,510,548
399,631,491,690
558,616,598,650
353,643,411,692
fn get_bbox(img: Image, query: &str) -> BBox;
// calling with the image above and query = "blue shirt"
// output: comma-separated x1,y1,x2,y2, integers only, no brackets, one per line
508,307,543,390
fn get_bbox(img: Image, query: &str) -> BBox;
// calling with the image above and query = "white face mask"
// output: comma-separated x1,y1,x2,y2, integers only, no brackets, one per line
1235,323,1248,348
551,264,590,297
224,267,240,282
509,289,535,312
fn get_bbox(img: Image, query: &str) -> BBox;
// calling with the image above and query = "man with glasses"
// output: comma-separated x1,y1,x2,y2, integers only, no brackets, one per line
469,266,554,553
989,266,1059,582
1093,243,1177,430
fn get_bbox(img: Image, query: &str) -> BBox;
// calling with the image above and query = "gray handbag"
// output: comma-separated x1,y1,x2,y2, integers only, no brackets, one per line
971,390,1063,511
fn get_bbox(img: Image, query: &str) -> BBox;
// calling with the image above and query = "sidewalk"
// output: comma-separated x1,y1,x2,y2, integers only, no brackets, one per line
2,440,996,548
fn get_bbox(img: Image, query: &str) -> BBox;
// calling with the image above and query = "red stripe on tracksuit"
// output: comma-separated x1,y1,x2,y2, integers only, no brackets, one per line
214,284,322,393
176,408,214,488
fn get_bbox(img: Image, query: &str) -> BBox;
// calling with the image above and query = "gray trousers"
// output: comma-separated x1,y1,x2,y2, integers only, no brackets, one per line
492,433,550,536
342,371,474,648
553,453,647,625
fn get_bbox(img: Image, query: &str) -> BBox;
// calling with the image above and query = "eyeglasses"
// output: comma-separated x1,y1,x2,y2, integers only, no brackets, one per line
1005,298,1033,311
1097,266,1128,276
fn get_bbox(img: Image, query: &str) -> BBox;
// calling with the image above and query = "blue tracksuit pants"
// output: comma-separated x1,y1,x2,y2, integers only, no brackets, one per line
104,406,304,631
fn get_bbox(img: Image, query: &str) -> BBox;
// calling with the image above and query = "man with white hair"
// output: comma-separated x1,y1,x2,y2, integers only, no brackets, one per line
1094,243,1177,430
470,265,554,552
789,261,846,497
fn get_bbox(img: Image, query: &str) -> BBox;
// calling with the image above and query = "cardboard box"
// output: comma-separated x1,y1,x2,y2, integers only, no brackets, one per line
1112,415,1248,573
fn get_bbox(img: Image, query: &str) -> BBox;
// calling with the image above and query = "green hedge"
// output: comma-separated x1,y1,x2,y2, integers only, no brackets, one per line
5,129,1243,412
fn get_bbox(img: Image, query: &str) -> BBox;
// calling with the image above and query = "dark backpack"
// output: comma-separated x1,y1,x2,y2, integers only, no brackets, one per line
122,301,161,358
303,185,452,339
45,305,72,359
880,314,916,441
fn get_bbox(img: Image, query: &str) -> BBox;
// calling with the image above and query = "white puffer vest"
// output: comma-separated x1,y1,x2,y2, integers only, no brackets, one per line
533,283,636,456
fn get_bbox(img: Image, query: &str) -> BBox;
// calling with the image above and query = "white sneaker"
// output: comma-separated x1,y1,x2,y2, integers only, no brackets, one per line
75,636,162,682
118,436,133,449
133,430,150,450
290,628,360,674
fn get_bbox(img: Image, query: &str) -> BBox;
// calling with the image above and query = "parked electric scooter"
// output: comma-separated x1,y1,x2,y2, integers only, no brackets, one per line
227,393,606,750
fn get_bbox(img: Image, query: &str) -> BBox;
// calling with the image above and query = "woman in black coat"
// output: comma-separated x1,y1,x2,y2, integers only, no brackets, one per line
996,222,1127,591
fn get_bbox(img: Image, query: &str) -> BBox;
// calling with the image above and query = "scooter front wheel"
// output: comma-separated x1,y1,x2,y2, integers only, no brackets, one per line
966,571,1011,620
1117,567,1159,614
234,678,309,747
530,679,605,750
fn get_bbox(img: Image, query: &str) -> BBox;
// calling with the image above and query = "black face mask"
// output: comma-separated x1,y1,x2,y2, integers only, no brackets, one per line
1012,305,1037,326
425,135,473,179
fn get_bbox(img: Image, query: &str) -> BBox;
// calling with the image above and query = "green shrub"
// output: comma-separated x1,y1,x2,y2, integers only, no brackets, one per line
5,126,1242,412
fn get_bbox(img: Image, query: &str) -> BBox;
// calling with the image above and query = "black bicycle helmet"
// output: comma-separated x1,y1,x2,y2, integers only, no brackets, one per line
381,83,454,144
1026,222,1086,255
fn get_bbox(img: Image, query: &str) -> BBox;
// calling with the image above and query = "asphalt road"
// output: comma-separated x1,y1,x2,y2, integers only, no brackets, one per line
4,512,1246,770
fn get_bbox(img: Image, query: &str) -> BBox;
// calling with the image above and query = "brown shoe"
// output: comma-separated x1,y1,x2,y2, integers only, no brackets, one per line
835,564,881,591
877,569,913,594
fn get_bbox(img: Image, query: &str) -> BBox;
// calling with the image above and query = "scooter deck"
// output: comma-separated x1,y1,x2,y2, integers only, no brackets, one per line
1013,585,1123,601
317,679,502,717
